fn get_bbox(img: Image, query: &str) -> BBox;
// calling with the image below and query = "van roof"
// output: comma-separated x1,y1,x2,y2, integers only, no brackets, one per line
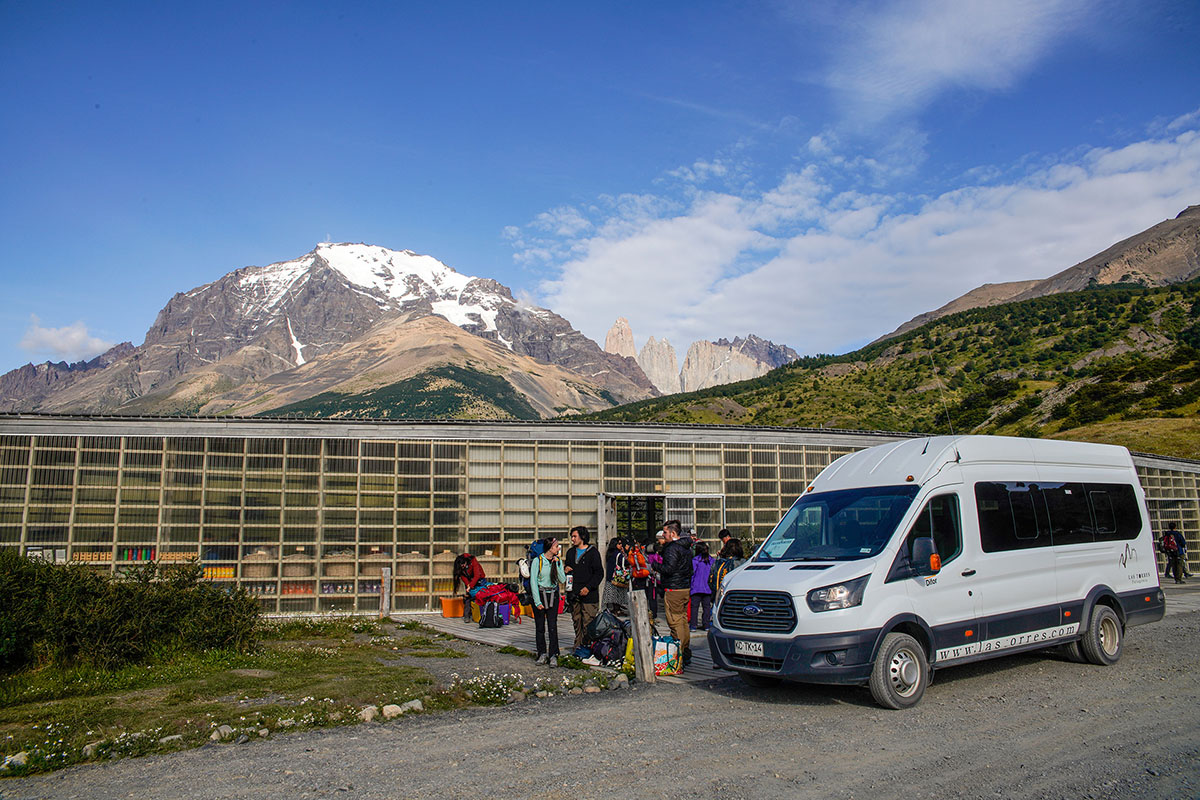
810,435,1133,491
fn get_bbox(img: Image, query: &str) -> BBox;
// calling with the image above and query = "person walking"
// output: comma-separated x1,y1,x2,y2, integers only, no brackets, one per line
1162,522,1188,583
657,519,694,668
564,525,604,650
530,537,567,665
690,541,714,631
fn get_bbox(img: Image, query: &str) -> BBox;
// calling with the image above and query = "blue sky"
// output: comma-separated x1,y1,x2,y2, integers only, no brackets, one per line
2,0,1199,372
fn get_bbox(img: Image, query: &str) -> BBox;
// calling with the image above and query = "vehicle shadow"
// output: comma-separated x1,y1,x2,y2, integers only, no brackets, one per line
689,646,1083,708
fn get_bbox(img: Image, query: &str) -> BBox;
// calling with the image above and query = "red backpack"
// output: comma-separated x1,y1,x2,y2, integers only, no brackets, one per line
627,544,650,580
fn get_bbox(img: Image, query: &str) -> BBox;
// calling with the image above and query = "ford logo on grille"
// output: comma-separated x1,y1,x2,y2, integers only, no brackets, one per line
743,604,762,616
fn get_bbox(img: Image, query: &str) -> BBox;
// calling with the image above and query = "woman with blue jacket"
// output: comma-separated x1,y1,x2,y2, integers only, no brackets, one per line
531,537,567,666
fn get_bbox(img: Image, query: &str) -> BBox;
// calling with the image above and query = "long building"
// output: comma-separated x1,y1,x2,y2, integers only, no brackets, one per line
1,414,1196,615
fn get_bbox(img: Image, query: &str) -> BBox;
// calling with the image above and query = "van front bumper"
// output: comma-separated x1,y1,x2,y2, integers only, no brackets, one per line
708,627,879,686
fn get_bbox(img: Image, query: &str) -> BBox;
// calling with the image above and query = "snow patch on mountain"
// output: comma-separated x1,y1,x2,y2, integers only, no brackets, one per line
234,243,514,341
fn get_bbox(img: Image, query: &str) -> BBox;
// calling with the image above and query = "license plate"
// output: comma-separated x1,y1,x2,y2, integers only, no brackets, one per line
734,640,764,657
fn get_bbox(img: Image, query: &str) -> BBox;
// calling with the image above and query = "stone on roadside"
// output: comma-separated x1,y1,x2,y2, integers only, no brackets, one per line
83,741,102,759
400,699,424,713
611,674,630,689
4,752,29,768
508,691,527,703
257,728,270,738
569,687,583,695
359,705,380,723
210,725,235,742
536,690,550,698
279,718,296,728
584,685,602,693
158,734,183,745
382,704,403,719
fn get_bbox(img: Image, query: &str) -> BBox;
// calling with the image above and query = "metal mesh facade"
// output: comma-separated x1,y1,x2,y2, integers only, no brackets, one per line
2,418,1196,614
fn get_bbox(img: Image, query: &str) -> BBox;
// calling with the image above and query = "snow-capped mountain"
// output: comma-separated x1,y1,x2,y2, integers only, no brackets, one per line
1,243,655,415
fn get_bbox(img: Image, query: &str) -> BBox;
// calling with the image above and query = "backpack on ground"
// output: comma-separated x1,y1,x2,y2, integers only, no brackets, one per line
592,628,628,666
586,609,621,644
478,600,503,628
627,544,650,580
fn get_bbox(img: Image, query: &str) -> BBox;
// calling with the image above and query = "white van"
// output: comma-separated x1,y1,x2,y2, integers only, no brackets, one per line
708,435,1165,708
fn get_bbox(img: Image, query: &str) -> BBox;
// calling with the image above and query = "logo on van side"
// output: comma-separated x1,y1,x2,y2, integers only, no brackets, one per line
1118,544,1137,568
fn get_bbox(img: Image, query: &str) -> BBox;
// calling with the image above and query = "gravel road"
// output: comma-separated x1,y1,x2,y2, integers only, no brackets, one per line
5,609,1198,800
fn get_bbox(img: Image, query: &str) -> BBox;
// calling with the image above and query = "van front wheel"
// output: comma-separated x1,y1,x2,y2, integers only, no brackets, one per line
1080,605,1122,666
869,632,929,709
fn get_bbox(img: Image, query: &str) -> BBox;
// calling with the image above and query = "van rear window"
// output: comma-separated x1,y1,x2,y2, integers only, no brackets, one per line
975,482,1143,552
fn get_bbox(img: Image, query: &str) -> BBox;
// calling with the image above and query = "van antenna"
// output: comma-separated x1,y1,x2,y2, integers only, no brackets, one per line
921,439,930,455
928,351,955,435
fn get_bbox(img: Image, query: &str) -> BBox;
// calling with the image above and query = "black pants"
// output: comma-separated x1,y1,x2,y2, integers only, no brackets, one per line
689,593,713,629
533,588,561,657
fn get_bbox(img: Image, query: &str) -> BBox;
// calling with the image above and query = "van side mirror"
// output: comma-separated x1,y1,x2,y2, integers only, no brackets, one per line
912,537,941,576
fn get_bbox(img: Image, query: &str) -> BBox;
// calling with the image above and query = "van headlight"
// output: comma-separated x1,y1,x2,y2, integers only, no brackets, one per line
806,575,869,612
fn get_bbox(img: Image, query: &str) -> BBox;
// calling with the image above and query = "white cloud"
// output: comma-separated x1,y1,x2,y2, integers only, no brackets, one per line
520,125,1200,356
821,0,1097,126
18,315,114,363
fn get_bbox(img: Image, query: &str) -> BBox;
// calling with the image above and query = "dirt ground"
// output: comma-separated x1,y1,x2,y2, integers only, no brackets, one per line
5,609,1198,800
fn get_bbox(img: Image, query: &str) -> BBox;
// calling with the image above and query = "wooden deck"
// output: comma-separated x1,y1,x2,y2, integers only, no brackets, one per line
394,611,728,683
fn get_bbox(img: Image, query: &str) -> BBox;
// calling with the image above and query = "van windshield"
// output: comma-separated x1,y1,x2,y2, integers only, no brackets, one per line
755,485,920,562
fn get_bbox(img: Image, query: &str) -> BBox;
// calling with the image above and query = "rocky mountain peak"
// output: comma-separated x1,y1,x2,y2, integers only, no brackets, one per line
604,317,637,359
637,336,681,395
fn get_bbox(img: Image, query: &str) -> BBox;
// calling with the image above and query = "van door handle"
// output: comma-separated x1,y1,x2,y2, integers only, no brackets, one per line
961,569,976,577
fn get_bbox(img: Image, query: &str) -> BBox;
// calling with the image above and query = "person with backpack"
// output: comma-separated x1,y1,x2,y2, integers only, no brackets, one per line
709,537,746,599
530,536,567,666
689,541,714,631
564,525,604,650
452,553,486,622
657,519,694,668
1161,522,1188,583
605,537,630,614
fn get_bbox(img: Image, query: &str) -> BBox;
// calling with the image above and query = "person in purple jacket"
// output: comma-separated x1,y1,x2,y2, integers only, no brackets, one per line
690,541,714,631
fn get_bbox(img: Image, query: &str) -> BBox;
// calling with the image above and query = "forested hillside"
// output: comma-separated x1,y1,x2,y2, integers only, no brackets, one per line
579,282,1200,459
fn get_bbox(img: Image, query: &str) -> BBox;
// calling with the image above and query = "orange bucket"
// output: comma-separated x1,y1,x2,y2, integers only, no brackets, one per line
440,596,464,618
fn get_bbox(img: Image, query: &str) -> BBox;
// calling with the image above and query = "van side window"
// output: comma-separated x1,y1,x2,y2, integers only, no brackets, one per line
977,481,1143,550
976,482,1051,552
1041,483,1093,545
1089,483,1141,541
905,494,962,565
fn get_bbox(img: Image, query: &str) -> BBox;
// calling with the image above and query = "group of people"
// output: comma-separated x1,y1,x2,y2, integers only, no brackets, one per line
1160,521,1191,584
451,523,749,672
604,523,747,671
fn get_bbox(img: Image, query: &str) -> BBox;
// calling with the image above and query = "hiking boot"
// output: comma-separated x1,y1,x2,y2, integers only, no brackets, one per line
535,653,548,665
548,655,558,668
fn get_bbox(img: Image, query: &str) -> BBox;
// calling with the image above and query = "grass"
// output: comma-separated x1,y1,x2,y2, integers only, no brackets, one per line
0,618,465,777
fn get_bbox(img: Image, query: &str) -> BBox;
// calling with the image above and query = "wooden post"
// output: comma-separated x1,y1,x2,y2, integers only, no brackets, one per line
629,587,656,684
379,566,392,619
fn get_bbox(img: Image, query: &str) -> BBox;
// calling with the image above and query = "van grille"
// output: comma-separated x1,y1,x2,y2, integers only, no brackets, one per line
728,653,784,671
719,591,797,634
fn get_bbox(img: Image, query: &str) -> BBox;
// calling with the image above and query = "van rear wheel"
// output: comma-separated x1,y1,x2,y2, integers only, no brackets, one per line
1080,605,1122,666
869,632,929,709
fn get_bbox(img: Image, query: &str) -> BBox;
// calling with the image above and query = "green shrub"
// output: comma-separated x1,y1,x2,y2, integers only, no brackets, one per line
0,551,259,672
